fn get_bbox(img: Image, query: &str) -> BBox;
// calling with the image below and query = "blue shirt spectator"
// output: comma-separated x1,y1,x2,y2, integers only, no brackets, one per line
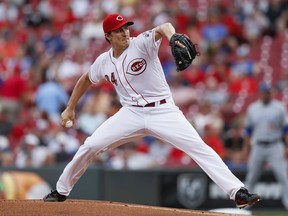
35,80,69,122
202,23,228,43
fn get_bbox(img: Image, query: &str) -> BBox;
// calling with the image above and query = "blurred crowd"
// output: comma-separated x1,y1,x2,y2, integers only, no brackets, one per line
0,0,288,170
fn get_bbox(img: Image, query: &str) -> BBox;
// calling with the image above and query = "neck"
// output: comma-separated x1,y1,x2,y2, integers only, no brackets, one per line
262,99,271,105
111,41,129,59
113,48,126,59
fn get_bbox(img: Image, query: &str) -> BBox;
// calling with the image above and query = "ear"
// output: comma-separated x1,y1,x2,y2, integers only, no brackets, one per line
105,33,111,42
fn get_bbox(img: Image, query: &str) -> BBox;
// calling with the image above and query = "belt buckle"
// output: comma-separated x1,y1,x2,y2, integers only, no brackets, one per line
136,99,167,107
144,102,155,107
151,99,166,107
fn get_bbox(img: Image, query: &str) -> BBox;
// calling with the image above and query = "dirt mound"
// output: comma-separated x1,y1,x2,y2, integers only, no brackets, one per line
0,199,247,216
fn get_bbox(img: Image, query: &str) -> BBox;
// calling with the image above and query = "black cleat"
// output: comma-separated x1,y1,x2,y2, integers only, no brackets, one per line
43,190,67,202
235,188,261,208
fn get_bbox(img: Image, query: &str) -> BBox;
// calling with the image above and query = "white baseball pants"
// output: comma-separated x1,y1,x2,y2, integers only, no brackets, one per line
56,102,244,199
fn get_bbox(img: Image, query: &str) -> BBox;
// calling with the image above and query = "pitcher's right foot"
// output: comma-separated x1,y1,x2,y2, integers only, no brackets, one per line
235,187,261,208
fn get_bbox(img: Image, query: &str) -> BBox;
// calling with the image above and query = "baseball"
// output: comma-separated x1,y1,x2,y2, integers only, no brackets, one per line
65,120,73,128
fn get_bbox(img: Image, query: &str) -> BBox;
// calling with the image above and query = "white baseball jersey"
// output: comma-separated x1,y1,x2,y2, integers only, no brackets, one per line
56,28,245,201
89,29,172,106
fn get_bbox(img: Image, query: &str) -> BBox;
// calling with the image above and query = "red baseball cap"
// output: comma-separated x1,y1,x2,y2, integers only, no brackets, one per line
103,14,134,34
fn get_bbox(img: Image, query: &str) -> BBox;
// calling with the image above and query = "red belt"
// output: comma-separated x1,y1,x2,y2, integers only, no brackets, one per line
133,99,167,107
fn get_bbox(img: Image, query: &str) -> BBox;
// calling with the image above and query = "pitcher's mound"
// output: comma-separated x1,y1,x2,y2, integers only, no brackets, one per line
0,199,247,216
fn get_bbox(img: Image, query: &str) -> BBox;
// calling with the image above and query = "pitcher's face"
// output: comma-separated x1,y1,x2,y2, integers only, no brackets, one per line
106,25,130,48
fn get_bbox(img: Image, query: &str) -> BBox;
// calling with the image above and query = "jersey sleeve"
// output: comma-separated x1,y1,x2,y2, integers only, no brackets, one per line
244,106,253,128
135,28,162,59
244,105,255,137
280,102,288,126
88,54,105,84
283,113,288,134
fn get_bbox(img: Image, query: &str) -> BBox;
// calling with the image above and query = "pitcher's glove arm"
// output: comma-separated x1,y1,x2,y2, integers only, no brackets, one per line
169,33,200,71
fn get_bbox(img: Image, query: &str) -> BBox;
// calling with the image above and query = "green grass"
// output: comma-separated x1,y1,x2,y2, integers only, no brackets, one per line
252,210,287,216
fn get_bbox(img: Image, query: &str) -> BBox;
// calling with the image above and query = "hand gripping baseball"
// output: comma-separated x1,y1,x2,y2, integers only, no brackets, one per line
61,109,75,128
64,120,73,128
169,33,200,71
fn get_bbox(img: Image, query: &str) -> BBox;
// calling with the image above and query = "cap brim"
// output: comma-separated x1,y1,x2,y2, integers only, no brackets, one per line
110,21,134,32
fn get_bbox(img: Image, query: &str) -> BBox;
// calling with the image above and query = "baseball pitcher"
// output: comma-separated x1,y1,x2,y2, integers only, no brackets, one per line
43,13,261,209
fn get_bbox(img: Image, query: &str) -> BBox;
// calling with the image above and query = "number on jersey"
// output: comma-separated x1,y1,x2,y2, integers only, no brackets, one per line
105,72,118,86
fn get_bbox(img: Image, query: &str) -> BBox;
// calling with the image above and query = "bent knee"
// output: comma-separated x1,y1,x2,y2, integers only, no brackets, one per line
82,137,108,153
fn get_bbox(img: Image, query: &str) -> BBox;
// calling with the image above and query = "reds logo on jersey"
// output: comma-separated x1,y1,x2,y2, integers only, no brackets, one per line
127,58,147,75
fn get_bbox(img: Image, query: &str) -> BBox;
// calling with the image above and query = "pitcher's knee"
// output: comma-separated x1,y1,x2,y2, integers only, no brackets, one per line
82,137,107,154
